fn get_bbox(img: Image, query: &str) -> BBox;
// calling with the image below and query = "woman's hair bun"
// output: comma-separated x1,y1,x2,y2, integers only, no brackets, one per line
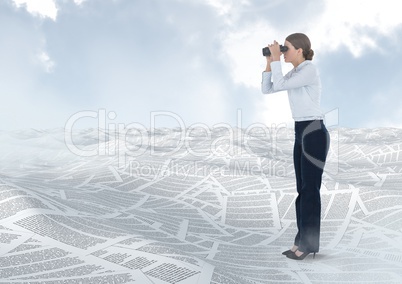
306,49,314,60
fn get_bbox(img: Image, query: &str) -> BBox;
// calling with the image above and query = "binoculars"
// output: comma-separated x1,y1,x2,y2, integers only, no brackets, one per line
262,45,288,56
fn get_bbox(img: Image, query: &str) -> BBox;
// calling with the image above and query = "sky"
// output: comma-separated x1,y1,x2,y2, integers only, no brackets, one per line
1,0,402,130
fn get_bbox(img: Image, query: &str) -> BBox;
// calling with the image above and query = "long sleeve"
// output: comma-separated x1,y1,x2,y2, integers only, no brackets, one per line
261,71,274,94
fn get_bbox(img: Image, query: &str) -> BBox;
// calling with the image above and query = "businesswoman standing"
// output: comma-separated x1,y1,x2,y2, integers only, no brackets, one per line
261,33,330,260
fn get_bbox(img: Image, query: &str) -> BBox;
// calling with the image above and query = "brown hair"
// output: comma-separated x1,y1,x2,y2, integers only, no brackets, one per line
286,33,314,60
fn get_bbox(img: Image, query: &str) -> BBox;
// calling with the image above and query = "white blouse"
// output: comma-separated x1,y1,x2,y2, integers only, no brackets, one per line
262,60,323,121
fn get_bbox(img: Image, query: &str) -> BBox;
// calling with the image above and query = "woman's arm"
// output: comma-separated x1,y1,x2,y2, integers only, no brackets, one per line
261,41,284,94
265,52,274,72
270,61,317,91
262,53,275,94
261,71,274,94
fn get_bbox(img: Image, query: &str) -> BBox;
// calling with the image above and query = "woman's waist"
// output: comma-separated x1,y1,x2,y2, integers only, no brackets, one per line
294,119,327,133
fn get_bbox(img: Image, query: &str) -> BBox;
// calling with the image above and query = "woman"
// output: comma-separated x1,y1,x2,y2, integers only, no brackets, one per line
261,33,330,260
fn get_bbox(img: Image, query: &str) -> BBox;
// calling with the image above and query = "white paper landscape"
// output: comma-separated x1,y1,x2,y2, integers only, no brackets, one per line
0,127,402,283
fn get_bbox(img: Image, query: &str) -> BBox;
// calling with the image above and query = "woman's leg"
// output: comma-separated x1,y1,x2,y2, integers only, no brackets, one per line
293,129,303,248
296,120,329,253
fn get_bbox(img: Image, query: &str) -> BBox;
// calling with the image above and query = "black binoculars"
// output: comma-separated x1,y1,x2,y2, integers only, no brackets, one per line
262,45,288,56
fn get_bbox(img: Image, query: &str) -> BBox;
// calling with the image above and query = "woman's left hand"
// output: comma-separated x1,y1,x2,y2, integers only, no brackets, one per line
268,40,281,61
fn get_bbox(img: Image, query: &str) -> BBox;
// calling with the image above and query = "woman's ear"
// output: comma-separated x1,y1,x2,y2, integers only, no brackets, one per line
297,48,303,55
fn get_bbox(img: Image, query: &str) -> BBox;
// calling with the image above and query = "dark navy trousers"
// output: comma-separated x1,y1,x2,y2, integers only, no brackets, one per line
293,120,330,253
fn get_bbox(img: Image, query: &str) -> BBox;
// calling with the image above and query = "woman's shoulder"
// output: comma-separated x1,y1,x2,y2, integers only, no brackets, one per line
297,60,318,73
292,61,319,81
299,60,315,68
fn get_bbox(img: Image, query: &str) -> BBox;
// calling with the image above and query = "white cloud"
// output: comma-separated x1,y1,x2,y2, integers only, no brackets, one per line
204,0,233,16
219,20,295,125
2,0,402,130
222,21,273,88
257,92,293,127
73,0,86,5
12,0,58,20
37,51,55,73
309,0,402,57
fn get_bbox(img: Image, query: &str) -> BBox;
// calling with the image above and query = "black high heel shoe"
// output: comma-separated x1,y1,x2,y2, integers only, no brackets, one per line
282,249,296,256
286,251,316,260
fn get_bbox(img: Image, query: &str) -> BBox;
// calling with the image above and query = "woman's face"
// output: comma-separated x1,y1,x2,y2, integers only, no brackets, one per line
283,40,301,64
